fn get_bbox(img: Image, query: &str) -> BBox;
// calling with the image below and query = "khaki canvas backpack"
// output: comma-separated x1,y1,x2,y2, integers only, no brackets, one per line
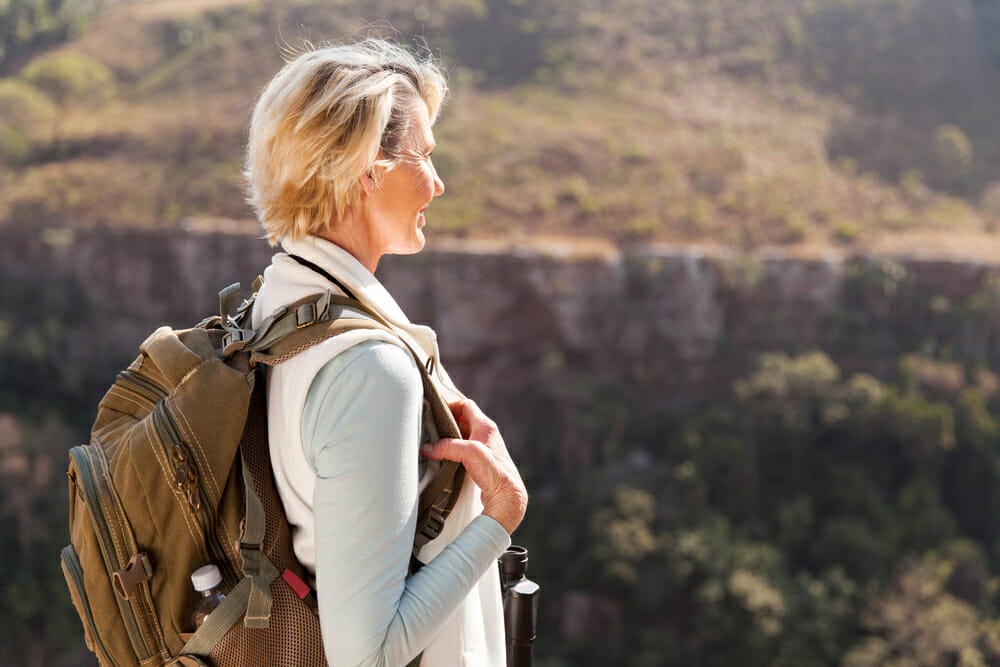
61,277,465,666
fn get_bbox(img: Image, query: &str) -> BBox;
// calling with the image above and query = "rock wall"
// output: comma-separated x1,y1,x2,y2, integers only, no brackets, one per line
5,226,1000,475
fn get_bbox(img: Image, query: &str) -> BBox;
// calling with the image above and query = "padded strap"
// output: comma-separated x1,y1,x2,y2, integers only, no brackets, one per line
228,271,468,557
248,290,468,552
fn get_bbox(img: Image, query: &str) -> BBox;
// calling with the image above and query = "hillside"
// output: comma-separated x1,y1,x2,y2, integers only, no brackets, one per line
3,0,1000,253
12,3,1000,665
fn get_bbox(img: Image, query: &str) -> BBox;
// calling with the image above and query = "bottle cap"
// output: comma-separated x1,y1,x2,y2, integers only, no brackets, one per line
191,564,222,592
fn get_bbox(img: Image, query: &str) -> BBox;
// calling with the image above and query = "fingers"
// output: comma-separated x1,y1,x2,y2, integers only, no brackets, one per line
420,437,478,463
423,409,528,535
447,398,474,425
447,398,496,441
448,399,472,438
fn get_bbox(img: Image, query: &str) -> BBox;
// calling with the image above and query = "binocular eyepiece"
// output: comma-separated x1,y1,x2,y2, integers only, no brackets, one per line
499,545,540,667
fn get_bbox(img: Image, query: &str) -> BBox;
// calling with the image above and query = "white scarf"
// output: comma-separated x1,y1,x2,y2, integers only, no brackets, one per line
250,235,505,667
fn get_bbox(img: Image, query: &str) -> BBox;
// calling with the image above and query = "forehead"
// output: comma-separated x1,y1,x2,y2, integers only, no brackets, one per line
407,100,435,148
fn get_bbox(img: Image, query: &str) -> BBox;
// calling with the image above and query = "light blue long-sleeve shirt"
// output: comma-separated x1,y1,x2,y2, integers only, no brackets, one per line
302,340,510,666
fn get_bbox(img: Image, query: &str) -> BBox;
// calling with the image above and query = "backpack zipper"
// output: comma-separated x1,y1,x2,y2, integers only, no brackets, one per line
120,370,233,580
69,446,154,661
122,370,239,582
117,369,168,404
152,402,239,588
61,544,119,667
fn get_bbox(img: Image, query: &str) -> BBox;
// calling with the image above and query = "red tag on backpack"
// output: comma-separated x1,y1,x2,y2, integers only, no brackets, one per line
282,569,311,600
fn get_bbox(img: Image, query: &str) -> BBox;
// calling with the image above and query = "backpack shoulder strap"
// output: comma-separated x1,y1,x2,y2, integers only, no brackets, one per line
227,284,467,561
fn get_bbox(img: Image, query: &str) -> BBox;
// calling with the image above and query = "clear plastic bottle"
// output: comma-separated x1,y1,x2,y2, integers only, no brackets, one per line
189,564,226,631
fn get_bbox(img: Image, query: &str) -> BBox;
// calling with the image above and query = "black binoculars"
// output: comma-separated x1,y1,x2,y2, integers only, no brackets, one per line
498,545,540,667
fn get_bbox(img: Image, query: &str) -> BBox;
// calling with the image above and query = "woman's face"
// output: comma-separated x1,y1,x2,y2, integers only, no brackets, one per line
365,102,445,257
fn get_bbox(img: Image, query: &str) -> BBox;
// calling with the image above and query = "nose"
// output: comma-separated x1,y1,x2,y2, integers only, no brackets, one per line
432,163,444,197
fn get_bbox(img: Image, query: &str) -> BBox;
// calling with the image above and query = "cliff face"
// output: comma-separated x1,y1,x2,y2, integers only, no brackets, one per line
4,226,1000,475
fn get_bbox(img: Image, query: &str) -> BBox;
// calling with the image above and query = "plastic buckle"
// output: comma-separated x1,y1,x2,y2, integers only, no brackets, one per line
239,541,264,577
416,508,445,547
112,552,152,600
222,329,255,357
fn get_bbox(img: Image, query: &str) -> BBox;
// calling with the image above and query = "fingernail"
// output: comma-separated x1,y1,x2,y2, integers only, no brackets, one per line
420,444,433,454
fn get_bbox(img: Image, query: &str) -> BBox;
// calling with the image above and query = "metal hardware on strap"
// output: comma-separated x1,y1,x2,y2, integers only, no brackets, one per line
112,552,153,600
294,302,318,329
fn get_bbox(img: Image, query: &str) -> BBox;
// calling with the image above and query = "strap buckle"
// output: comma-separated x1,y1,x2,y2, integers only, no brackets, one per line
112,552,153,600
294,302,318,329
414,508,446,548
222,328,255,357
239,540,264,577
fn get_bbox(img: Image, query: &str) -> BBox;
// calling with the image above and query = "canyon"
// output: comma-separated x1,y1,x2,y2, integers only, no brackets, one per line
5,225,1000,477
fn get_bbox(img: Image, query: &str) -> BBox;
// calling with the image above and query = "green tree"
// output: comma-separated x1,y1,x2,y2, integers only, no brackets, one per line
933,124,974,192
0,77,54,162
0,0,106,72
0,414,89,666
21,49,115,104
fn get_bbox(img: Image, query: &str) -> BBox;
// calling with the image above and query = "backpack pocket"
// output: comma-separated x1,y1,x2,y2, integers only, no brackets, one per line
62,544,118,667
69,444,160,663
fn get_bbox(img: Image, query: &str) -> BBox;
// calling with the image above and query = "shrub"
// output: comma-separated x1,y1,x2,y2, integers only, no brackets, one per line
0,78,54,162
932,124,973,191
21,50,116,104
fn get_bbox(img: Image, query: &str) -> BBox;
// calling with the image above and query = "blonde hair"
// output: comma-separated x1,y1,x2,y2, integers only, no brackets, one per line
244,38,447,245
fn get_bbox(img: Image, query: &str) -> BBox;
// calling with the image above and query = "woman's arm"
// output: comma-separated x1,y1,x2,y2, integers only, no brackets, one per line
302,341,510,667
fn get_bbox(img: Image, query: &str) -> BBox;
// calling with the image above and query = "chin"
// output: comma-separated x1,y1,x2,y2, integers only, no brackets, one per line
388,232,426,257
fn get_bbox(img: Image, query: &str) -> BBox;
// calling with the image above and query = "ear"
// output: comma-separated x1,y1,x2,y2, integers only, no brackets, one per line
359,170,376,197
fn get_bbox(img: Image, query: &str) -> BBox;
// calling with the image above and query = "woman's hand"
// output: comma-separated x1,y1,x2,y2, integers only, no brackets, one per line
420,398,528,535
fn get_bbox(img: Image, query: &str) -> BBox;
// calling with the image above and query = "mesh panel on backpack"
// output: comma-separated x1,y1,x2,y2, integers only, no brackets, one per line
209,378,327,667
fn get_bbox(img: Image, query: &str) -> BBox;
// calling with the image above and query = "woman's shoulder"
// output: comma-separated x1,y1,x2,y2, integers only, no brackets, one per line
314,339,420,391
304,340,422,423
301,339,424,470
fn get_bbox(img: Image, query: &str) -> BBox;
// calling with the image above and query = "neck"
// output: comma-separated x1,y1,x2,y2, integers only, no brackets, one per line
316,209,381,273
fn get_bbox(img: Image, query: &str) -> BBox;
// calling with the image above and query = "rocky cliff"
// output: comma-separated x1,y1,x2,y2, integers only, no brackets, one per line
4,225,1000,476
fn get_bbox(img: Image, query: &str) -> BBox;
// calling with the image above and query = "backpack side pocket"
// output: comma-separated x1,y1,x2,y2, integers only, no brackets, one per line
62,544,119,667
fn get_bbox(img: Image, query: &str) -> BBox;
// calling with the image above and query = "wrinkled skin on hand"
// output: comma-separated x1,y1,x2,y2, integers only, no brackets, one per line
420,399,528,535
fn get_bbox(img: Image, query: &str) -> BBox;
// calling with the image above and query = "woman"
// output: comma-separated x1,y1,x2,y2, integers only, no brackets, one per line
244,38,528,666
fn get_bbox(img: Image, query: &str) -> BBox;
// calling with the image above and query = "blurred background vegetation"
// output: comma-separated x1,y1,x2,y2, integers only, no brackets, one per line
4,0,1000,248
7,0,1000,664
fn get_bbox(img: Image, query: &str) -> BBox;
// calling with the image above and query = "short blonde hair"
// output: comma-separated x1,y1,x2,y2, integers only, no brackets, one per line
244,38,447,245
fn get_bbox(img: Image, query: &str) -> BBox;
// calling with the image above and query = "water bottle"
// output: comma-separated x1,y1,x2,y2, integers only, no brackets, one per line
189,564,226,631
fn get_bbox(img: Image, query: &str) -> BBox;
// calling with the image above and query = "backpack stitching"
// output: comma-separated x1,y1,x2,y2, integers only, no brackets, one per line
172,368,239,560
91,444,129,580
96,440,171,659
144,419,207,553
106,387,154,412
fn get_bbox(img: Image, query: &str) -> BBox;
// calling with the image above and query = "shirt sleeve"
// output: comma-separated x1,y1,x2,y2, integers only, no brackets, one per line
301,340,510,667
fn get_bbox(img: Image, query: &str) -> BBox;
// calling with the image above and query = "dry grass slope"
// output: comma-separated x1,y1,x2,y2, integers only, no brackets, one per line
2,0,1000,257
